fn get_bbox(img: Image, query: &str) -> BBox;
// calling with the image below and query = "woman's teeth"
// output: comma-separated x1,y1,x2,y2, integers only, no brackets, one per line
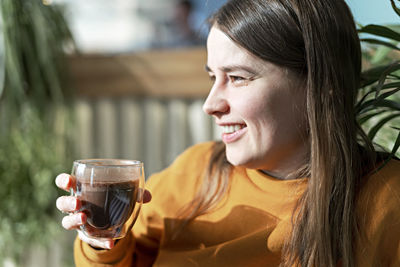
221,125,245,134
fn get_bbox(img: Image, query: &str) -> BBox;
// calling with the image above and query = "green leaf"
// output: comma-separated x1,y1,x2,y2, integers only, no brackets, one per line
358,24,400,42
356,89,375,111
375,81,400,90
376,62,400,96
357,110,387,125
376,87,400,101
357,99,400,114
390,129,400,155
374,99,400,110
360,63,399,87
391,0,400,18
361,38,400,51
367,113,400,140
388,73,400,79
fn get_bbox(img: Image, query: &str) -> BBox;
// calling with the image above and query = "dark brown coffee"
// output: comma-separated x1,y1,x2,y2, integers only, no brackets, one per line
76,180,139,239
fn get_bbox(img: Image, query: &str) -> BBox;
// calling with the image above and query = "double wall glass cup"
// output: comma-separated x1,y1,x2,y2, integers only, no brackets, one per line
71,159,145,241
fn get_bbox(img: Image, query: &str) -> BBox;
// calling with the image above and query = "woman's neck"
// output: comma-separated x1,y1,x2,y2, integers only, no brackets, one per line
260,142,310,180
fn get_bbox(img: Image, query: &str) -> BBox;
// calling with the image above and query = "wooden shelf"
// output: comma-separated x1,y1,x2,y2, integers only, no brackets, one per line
68,47,212,99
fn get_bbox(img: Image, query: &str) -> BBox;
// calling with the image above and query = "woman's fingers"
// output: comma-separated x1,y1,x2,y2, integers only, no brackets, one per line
56,196,81,213
61,212,86,230
143,189,152,203
55,173,76,192
136,188,152,203
77,230,115,250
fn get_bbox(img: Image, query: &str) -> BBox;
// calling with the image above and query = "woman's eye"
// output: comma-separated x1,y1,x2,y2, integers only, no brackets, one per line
209,75,216,82
229,75,247,85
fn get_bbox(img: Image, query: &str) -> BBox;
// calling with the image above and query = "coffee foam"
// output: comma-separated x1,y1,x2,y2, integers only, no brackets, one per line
74,160,143,183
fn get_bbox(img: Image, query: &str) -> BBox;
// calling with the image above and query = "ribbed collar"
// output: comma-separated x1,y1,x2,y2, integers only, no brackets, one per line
245,168,308,198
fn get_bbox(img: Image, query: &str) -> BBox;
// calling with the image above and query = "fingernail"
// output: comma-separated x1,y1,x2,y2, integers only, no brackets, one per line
56,174,69,188
78,213,85,224
56,197,62,210
74,198,81,210
106,241,114,249
55,175,62,187
62,175,70,188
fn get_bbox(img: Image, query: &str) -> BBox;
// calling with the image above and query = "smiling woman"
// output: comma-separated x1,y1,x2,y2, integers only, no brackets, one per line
56,0,400,266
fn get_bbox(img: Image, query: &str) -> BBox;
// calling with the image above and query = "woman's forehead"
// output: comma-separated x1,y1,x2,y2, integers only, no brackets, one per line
207,27,268,72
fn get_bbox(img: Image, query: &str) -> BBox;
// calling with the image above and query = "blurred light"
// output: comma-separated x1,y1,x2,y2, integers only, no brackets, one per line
42,0,53,5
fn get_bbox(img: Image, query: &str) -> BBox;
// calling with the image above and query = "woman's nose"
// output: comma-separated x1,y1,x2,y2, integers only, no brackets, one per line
202,85,229,116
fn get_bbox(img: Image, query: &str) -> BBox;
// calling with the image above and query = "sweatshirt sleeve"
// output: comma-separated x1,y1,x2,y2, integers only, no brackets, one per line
74,232,135,266
73,142,215,266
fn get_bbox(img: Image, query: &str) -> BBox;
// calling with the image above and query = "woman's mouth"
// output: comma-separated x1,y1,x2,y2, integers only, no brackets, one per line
220,124,247,143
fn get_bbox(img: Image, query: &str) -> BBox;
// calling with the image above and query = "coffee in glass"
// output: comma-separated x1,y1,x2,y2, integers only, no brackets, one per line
71,159,145,241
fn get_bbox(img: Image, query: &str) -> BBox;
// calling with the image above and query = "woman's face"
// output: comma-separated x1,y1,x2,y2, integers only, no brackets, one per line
203,26,308,177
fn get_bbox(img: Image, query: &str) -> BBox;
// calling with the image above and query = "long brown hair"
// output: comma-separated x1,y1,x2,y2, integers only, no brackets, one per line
178,0,376,266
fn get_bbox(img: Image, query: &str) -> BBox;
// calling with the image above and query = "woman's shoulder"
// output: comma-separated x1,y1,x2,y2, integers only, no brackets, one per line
355,159,400,267
364,158,400,192
145,141,217,190
140,142,218,218
359,159,400,204
357,159,400,224
170,141,217,169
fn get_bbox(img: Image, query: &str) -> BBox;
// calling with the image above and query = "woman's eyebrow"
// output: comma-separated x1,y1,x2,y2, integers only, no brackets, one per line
205,64,259,75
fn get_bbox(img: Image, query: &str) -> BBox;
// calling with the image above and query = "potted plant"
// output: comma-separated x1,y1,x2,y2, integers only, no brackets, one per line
356,0,400,161
0,0,74,264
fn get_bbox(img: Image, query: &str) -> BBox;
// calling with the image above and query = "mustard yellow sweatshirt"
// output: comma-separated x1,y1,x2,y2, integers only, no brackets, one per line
74,142,400,266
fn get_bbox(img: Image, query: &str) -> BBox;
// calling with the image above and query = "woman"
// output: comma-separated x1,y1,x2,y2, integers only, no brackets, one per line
56,0,400,266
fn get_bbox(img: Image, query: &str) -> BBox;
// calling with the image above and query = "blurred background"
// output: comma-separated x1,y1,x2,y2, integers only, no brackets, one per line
0,0,399,266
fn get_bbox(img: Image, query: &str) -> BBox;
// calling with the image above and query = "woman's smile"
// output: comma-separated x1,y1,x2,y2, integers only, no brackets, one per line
219,124,248,143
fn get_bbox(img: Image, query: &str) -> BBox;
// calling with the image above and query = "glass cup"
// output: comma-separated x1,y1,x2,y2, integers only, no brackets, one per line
71,159,145,241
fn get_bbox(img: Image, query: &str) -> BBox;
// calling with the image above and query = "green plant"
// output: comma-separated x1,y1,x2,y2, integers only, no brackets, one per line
0,0,74,263
356,0,400,161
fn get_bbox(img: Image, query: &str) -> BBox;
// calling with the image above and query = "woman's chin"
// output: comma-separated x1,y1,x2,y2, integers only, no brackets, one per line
225,151,253,168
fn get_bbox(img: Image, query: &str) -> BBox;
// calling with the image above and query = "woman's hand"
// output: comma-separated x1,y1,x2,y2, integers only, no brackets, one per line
55,173,152,249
